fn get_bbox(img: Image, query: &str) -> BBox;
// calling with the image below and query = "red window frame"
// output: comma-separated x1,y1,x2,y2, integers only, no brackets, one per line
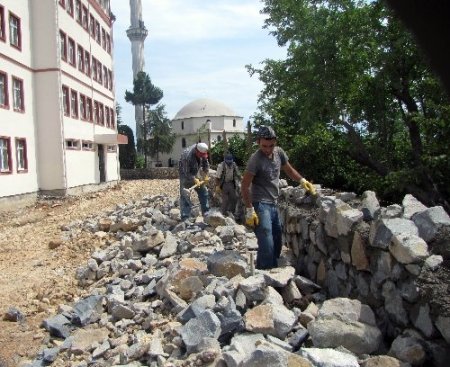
70,89,78,118
12,76,24,112
59,30,67,61
75,0,82,24
0,6,5,42
66,0,74,17
0,136,12,174
110,107,115,128
9,11,22,50
0,71,9,109
15,138,28,173
82,6,88,31
89,14,95,38
79,94,86,120
62,85,70,116
86,97,93,122
77,44,84,72
84,50,90,76
68,37,76,66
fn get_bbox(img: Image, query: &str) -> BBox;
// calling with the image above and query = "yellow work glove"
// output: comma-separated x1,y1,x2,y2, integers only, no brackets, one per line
245,207,259,228
194,178,201,187
300,178,316,195
202,176,210,185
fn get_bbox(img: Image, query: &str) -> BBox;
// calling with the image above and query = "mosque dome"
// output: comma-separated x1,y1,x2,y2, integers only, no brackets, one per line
173,98,237,120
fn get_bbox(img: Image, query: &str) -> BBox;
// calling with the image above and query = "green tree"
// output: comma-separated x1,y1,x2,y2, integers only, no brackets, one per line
249,0,450,211
210,135,249,168
124,71,163,167
146,104,176,165
116,104,137,169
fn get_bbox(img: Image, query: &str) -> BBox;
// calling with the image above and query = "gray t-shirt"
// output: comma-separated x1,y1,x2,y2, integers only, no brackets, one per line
246,146,288,203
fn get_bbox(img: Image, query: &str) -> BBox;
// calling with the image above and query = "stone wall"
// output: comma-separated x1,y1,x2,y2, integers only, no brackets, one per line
278,182,450,347
120,168,179,180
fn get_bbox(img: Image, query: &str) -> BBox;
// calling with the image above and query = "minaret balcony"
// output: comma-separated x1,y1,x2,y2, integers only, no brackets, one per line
126,27,148,41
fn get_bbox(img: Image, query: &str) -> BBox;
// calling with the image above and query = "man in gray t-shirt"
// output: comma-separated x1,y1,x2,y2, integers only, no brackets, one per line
241,125,316,269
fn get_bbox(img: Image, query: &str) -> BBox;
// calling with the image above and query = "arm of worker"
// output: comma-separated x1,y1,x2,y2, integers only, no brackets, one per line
241,171,254,208
282,162,315,194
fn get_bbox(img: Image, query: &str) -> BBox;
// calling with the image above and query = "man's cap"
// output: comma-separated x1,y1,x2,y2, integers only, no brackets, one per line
224,153,233,162
256,125,277,139
195,142,209,157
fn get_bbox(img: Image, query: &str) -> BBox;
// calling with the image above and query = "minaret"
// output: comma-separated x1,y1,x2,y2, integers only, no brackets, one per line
126,0,148,145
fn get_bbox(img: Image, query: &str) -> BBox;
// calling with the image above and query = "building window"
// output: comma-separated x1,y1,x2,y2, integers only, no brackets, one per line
68,38,75,66
101,28,106,49
105,107,110,127
79,94,86,120
0,71,8,109
0,6,5,42
82,141,94,151
75,0,82,23
106,33,111,54
65,139,80,150
103,65,107,87
86,98,92,122
108,70,113,90
97,61,102,83
89,14,95,37
93,101,99,123
59,0,65,8
77,45,84,72
0,137,11,173
84,50,90,75
59,30,67,61
70,90,78,118
217,135,222,142
9,12,21,50
98,103,104,125
110,107,115,128
95,21,100,44
91,57,97,81
182,138,186,148
66,0,74,17
181,121,184,130
233,119,236,127
12,76,24,112
15,138,27,172
62,85,69,116
82,6,88,30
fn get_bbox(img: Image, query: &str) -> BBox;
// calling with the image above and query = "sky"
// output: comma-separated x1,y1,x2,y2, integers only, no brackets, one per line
110,0,286,135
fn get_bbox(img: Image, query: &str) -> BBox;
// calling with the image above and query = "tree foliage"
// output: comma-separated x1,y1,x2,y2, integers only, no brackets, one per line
146,104,176,165
116,104,136,169
249,0,450,210
124,71,163,167
210,135,250,168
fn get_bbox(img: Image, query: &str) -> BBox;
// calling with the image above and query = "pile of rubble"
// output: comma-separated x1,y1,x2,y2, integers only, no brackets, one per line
18,194,446,366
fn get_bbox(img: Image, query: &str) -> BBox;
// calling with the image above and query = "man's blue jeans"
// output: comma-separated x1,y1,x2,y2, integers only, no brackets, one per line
179,178,209,220
253,201,282,269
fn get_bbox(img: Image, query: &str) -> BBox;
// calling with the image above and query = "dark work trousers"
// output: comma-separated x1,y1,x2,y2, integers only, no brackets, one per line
221,181,238,215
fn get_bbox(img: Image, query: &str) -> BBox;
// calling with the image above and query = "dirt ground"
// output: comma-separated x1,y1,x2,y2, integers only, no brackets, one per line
0,179,180,367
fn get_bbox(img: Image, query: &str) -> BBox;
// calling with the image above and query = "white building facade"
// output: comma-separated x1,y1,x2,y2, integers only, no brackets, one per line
158,98,245,167
0,0,125,209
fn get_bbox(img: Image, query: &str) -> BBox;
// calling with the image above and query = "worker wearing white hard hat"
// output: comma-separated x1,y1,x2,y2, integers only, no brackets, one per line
178,142,210,220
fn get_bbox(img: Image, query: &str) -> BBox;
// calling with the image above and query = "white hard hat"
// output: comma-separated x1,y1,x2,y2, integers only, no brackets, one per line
196,142,208,153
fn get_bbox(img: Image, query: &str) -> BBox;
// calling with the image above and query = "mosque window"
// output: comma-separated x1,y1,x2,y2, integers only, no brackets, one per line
233,119,236,127
181,121,184,130
181,138,186,148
